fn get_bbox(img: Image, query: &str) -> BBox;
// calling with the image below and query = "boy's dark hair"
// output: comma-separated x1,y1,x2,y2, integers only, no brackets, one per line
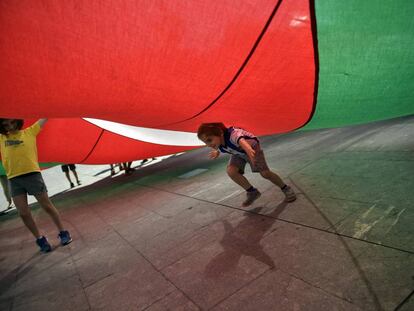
0,119,24,135
197,123,227,139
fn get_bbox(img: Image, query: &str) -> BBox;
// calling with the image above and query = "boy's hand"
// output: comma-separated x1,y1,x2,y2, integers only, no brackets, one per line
209,149,220,159
245,148,256,164
239,138,256,164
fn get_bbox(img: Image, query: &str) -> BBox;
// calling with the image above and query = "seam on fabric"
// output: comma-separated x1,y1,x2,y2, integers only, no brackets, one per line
295,0,319,130
394,290,414,311
79,129,105,163
165,0,284,126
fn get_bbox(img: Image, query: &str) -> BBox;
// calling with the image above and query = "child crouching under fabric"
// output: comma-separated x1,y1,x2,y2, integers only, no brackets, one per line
197,123,296,206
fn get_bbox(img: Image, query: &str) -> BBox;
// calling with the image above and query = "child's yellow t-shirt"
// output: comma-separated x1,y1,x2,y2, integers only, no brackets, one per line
0,122,41,179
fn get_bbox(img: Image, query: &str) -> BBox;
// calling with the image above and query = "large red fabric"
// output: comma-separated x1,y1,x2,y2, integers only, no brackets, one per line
0,0,315,163
161,0,315,134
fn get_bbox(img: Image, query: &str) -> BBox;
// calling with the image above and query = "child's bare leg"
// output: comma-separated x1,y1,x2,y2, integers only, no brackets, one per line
13,194,41,238
259,170,286,188
0,176,12,206
35,192,64,231
64,171,72,184
260,170,296,202
227,165,252,190
71,170,80,183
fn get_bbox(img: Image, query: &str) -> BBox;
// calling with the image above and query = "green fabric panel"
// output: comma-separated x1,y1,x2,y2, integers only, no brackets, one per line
40,162,60,169
304,0,414,130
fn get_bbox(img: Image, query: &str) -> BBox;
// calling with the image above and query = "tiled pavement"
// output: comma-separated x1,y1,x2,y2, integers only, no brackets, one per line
1,115,413,310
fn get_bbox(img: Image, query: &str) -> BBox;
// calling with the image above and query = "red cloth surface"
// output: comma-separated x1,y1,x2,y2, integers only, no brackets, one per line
0,0,314,163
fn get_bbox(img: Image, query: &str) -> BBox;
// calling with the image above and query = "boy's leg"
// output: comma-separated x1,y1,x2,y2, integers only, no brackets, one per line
259,170,285,188
34,192,65,232
250,145,296,202
227,161,261,207
249,145,286,188
260,170,296,202
13,194,41,238
227,165,252,190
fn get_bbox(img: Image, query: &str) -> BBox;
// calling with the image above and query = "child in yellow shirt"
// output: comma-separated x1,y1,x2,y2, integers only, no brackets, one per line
0,118,72,253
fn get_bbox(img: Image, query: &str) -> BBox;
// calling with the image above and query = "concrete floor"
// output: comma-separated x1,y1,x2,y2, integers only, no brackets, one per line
0,115,413,311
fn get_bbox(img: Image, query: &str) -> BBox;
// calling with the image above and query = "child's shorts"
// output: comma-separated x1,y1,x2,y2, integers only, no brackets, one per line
9,172,48,197
228,143,269,174
61,164,76,172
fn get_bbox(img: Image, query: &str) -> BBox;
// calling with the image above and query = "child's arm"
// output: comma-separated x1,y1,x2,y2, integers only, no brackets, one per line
208,149,220,159
38,118,48,128
238,138,256,163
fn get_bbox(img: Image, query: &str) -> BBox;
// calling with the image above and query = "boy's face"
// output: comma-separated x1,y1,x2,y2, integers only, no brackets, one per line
200,134,223,149
2,119,18,132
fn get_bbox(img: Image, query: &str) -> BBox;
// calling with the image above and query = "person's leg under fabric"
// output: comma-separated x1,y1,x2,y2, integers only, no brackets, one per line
71,170,81,185
34,192,65,232
226,165,251,190
13,194,41,238
227,164,261,206
259,170,285,188
110,164,116,176
124,162,134,175
0,175,12,207
35,192,72,245
64,171,74,188
251,144,296,202
259,171,296,202
11,174,54,252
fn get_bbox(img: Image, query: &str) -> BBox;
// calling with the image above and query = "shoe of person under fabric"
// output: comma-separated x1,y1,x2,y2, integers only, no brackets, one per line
58,230,73,246
242,189,261,207
36,236,52,253
282,185,297,202
70,182,75,188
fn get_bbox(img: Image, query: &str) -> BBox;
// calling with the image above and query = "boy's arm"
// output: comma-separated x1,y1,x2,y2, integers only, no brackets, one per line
38,118,48,128
238,138,256,163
